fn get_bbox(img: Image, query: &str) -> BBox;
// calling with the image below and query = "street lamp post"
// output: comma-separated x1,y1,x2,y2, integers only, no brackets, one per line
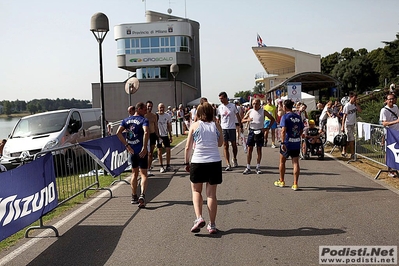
170,64,179,137
90,12,109,138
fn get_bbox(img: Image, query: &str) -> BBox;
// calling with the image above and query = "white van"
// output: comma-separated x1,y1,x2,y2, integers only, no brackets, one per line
1,108,102,169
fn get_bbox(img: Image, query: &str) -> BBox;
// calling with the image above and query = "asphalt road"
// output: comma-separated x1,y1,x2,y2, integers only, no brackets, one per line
1,141,399,266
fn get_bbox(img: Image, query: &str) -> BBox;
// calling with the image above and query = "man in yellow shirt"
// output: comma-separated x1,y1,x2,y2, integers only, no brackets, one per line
263,98,278,148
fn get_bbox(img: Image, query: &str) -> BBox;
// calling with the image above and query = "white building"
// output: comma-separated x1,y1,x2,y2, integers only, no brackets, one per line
92,10,201,122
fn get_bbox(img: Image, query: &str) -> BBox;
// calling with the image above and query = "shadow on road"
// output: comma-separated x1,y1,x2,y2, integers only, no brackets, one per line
196,226,346,238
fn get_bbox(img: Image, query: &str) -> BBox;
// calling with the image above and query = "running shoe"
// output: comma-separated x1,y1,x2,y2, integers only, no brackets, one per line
225,165,232,171
271,144,276,148
243,168,251,175
138,194,146,208
341,153,347,158
207,222,217,234
160,167,166,173
131,194,139,204
264,141,268,147
166,166,173,172
274,180,285,187
191,217,205,233
291,184,298,191
148,170,154,177
232,159,238,167
256,167,262,174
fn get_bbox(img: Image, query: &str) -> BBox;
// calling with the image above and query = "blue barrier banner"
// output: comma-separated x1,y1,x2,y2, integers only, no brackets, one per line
386,128,399,170
0,153,57,241
80,135,128,177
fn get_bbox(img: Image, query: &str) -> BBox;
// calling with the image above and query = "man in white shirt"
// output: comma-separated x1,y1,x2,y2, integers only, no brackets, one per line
190,105,197,125
380,93,399,177
341,92,361,159
218,92,242,171
157,103,173,173
241,98,275,174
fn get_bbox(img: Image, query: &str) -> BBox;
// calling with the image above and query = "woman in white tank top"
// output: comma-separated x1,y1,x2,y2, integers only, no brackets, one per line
184,102,223,234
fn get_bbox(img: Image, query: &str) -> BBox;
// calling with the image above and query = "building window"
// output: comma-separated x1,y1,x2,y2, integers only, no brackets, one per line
116,36,190,55
137,67,168,80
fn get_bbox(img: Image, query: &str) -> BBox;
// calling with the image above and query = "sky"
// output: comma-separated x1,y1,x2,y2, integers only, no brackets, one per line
0,0,398,102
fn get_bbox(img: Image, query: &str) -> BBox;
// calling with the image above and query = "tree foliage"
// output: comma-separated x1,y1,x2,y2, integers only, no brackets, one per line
234,90,252,101
0,98,92,115
322,33,399,95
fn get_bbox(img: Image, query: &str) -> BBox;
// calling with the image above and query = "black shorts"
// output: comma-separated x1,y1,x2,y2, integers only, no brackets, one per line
280,145,300,159
128,153,148,169
157,136,171,148
190,161,222,185
222,129,237,143
149,132,158,146
247,129,264,147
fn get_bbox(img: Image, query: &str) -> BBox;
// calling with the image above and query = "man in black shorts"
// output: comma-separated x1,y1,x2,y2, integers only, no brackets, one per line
116,102,149,208
145,101,160,176
157,103,173,172
274,100,304,191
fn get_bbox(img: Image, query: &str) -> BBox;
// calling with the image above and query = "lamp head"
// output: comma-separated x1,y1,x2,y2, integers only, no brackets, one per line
90,12,109,41
170,64,179,78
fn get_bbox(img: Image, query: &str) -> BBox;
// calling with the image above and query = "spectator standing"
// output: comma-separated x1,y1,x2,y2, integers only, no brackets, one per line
341,92,361,159
217,91,242,170
116,102,149,208
298,103,308,123
319,101,333,132
177,104,185,134
128,105,135,116
242,98,275,174
145,101,160,176
274,100,304,191
166,106,173,118
263,97,278,148
380,94,399,177
184,102,223,234
234,100,244,144
190,105,197,125
157,103,173,173
276,99,285,124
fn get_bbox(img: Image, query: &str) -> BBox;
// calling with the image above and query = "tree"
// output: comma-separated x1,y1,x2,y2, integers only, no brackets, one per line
252,82,265,94
3,101,12,116
234,90,251,102
321,52,340,75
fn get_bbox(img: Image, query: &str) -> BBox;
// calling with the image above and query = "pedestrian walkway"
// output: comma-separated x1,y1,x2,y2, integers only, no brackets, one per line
1,141,399,266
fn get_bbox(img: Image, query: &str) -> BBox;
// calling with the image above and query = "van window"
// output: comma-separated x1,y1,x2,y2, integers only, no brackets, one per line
69,111,82,133
12,111,69,138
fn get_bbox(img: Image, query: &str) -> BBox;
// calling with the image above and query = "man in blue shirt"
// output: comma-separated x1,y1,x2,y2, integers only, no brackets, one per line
117,102,149,208
274,100,304,191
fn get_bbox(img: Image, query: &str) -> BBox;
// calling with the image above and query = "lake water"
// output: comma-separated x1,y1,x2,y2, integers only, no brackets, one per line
0,117,20,139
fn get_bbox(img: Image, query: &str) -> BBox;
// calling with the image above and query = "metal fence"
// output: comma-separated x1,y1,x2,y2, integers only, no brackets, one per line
326,120,389,179
24,144,112,237
353,123,392,179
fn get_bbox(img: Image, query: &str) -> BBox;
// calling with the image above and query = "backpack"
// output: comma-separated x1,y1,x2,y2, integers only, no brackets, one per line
333,133,347,146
